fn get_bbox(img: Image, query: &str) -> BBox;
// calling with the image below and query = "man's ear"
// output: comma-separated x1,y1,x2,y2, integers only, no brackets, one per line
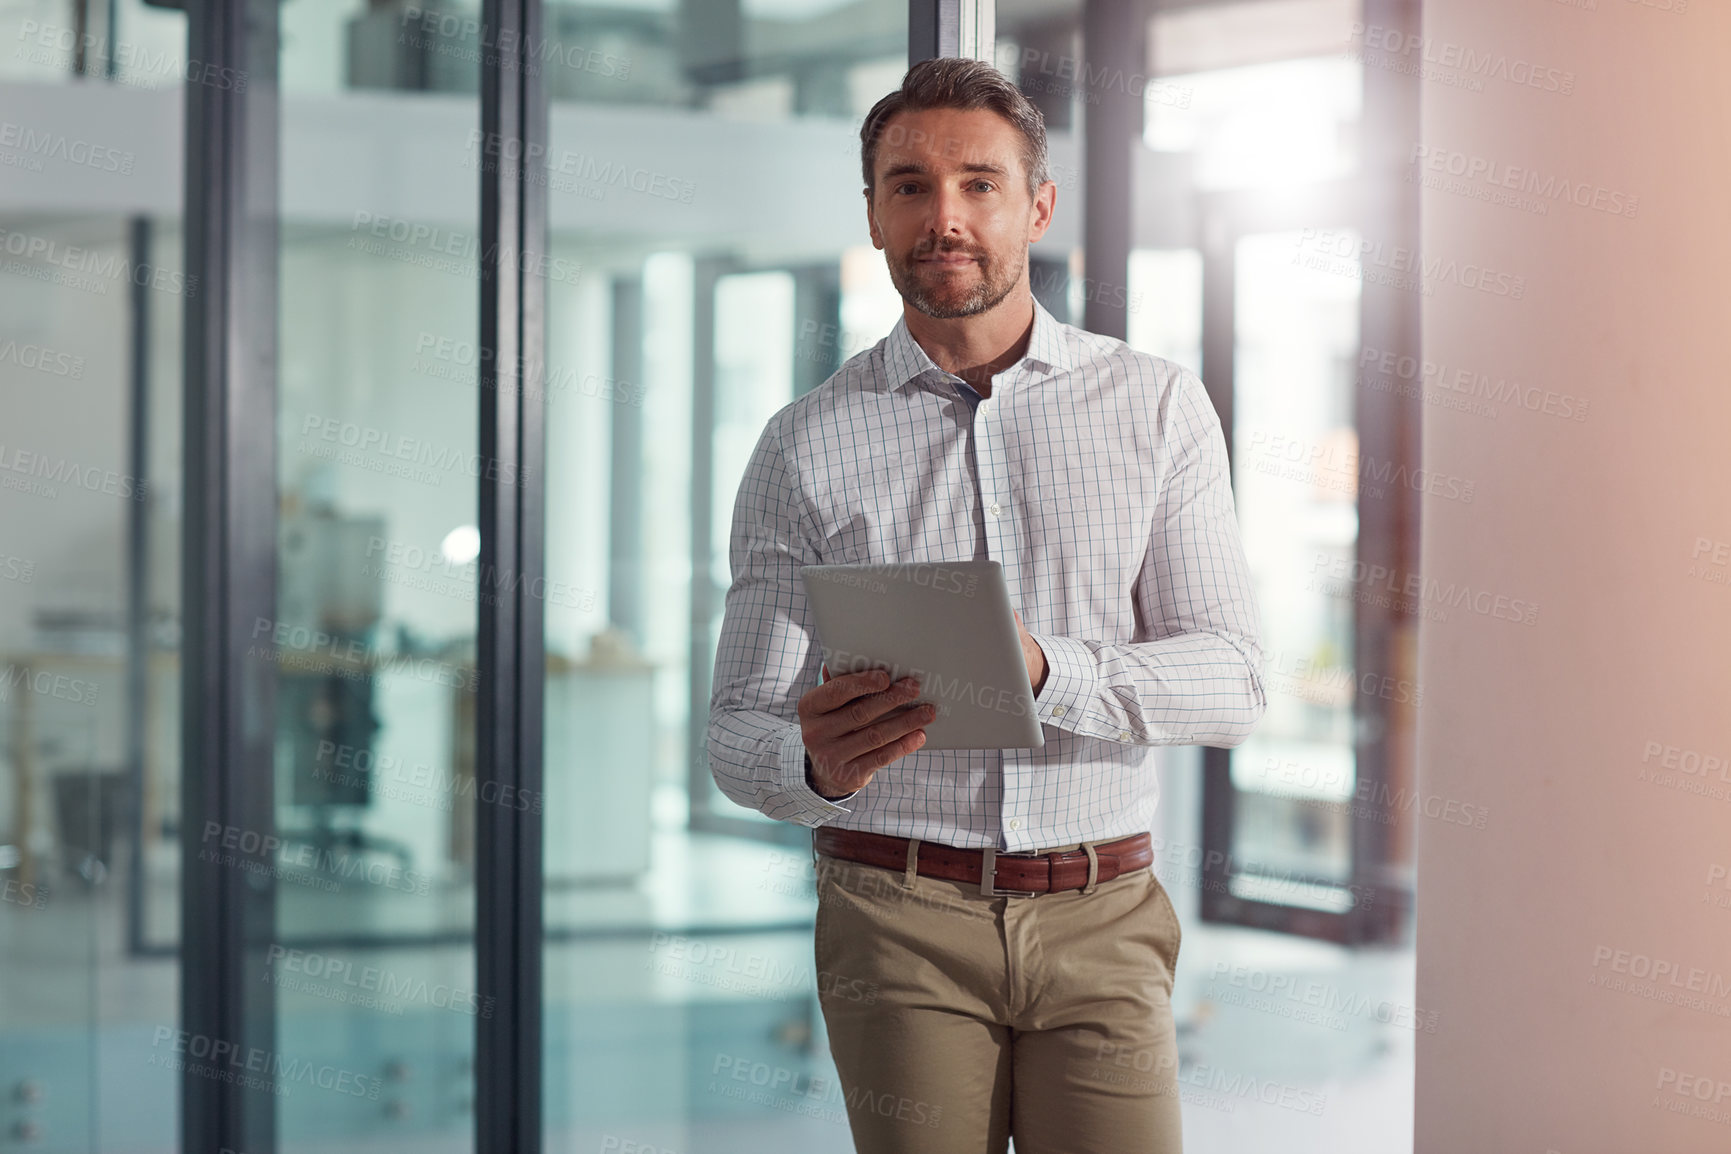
864,187,883,250
1026,180,1057,245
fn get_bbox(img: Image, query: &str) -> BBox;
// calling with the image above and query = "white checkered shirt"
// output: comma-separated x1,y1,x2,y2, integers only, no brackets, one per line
707,294,1266,852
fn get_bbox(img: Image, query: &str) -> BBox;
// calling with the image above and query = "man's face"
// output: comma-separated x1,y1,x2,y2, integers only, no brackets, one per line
865,107,1054,320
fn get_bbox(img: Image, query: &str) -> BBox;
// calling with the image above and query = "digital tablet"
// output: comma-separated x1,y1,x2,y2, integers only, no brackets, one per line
798,559,1045,750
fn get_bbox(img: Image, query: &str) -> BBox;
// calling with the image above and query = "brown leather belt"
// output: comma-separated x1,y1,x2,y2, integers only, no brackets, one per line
813,827,1153,896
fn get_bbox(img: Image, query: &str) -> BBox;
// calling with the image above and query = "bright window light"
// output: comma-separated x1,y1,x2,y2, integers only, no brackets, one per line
1146,55,1361,191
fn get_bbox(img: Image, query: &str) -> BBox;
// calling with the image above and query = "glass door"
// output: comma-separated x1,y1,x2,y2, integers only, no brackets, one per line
536,2,910,1146
266,6,486,1141
1143,30,1421,949
1210,225,1372,934
1,1,189,1149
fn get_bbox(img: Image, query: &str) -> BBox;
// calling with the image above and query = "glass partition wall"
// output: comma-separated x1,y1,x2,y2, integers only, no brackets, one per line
536,8,908,1145
2,1,191,1148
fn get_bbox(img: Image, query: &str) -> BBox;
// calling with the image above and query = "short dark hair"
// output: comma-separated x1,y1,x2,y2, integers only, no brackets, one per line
860,57,1050,203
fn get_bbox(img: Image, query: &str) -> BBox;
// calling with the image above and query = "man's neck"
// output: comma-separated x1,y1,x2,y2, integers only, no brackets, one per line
904,292,1036,400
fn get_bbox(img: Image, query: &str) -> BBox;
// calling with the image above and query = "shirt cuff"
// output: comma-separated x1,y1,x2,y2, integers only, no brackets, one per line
1028,630,1099,733
772,727,857,827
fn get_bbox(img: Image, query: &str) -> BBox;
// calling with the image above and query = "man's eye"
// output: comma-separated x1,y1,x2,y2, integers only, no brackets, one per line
896,183,919,194
972,181,994,192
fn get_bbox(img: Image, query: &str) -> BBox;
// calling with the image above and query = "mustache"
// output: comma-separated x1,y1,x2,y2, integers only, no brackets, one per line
912,244,985,260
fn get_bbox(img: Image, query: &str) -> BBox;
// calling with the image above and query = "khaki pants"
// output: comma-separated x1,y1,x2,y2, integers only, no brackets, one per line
813,844,1184,1154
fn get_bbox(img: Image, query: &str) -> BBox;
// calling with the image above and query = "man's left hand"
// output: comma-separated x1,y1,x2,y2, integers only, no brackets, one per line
1013,610,1048,696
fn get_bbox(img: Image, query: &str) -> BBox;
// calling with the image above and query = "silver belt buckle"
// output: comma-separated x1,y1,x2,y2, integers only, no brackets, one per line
979,847,1041,897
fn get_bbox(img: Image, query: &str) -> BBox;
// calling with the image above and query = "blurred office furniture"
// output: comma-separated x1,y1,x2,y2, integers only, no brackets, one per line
276,506,413,872
346,0,673,103
51,767,128,885
1,611,131,893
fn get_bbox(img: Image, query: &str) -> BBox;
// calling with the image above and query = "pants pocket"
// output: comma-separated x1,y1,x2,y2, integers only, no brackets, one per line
813,856,836,965
1145,870,1182,977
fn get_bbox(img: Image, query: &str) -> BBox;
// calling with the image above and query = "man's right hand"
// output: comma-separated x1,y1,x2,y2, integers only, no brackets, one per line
799,662,936,799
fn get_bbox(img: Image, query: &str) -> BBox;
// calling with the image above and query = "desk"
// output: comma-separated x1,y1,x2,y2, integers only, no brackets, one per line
3,644,658,921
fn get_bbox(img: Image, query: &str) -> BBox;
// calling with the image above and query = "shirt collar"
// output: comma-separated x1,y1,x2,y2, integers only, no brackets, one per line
881,293,1074,394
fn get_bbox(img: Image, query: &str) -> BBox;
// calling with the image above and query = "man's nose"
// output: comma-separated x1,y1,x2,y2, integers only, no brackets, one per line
923,183,967,238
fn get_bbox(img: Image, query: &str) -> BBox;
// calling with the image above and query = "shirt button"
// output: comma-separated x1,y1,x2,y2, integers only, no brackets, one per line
989,503,1002,517
1052,705,1066,717
1008,818,1022,831
1119,731,1132,741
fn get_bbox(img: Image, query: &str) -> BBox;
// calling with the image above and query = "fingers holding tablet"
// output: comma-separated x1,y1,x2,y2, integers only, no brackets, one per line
799,668,936,798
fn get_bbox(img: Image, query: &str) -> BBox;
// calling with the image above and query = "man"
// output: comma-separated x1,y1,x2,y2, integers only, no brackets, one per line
707,57,1265,1154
